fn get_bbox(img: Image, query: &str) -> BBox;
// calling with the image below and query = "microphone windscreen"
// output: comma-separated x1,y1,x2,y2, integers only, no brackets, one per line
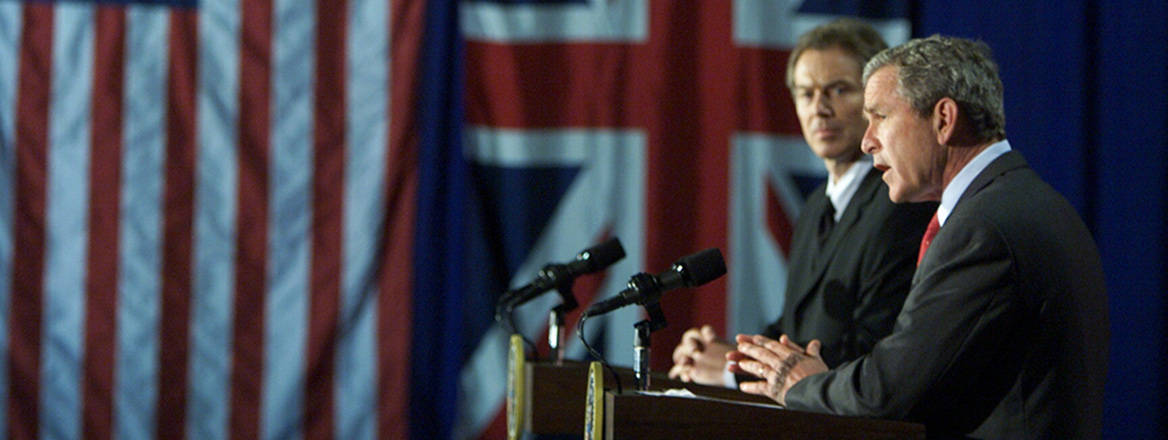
677,248,726,286
579,237,626,272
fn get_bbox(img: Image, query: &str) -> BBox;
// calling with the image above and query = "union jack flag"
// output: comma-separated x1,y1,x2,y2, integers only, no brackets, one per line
445,1,909,439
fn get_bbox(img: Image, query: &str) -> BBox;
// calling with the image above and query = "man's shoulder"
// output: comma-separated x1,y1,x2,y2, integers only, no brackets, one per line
958,162,1065,224
945,162,1095,267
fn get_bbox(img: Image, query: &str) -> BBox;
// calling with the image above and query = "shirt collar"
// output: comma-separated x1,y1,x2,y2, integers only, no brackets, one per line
826,155,872,221
937,139,1012,226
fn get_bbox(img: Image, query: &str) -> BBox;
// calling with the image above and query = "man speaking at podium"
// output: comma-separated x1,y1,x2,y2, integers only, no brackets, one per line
729,36,1109,439
669,20,934,386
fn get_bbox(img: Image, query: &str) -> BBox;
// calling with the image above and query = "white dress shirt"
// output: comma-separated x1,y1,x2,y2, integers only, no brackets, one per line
937,140,1012,227
826,155,873,222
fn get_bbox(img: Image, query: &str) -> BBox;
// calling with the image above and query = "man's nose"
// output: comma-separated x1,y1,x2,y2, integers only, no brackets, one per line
861,124,878,154
813,91,832,116
812,95,831,116
861,138,878,155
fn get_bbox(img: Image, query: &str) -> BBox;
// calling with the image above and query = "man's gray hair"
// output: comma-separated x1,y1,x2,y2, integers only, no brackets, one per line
863,35,1007,143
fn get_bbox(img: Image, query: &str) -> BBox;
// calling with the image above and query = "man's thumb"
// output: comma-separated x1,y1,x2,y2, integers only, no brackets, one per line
807,339,822,357
700,325,718,342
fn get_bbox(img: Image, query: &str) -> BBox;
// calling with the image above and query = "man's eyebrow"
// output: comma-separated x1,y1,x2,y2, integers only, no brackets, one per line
793,79,857,90
823,79,857,88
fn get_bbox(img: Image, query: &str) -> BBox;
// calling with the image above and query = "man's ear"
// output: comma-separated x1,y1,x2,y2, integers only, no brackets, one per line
932,97,959,145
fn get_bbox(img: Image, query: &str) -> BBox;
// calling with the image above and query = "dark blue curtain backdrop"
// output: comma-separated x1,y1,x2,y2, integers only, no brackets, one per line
413,1,467,439
915,1,1168,439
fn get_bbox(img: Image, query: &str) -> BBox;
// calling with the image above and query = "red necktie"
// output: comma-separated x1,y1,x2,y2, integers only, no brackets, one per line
917,213,940,265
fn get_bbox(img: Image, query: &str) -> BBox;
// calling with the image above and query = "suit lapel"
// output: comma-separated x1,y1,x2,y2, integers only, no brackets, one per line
786,168,882,316
784,188,828,312
913,151,1027,284
817,168,882,268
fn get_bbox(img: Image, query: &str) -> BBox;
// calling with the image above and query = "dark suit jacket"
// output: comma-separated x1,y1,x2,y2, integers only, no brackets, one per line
763,167,935,368
785,151,1109,439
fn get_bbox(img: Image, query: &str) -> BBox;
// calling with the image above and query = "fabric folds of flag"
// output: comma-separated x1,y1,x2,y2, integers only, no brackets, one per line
0,0,421,438
1,0,910,439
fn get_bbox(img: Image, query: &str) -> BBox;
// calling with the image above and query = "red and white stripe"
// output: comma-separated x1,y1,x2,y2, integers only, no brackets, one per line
0,0,420,438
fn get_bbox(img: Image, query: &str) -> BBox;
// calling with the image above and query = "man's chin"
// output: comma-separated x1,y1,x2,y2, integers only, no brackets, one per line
888,186,941,204
884,182,912,204
808,142,852,160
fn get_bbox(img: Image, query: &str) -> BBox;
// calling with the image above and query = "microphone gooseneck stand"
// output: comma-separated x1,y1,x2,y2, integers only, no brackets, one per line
497,266,581,362
494,238,625,362
546,283,579,364
633,299,667,391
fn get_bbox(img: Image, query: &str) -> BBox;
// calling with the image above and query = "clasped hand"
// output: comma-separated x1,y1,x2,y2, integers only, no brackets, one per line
668,325,733,386
727,334,828,406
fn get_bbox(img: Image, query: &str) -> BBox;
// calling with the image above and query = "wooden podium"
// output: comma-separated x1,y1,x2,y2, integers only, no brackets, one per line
581,362,926,440
511,359,773,438
506,350,924,439
591,390,926,439
505,333,925,439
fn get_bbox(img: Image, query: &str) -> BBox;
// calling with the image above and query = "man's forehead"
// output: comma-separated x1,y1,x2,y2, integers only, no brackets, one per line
866,65,899,86
792,67,863,89
793,50,862,83
864,67,900,101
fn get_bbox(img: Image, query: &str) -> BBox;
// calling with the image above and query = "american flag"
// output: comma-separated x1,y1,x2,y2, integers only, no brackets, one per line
0,0,907,439
1,0,416,438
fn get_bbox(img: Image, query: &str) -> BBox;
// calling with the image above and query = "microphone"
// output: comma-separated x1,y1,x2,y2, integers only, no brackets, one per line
500,237,626,310
585,248,725,317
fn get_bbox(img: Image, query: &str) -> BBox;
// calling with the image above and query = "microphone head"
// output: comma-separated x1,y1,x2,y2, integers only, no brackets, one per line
675,248,726,287
576,237,626,273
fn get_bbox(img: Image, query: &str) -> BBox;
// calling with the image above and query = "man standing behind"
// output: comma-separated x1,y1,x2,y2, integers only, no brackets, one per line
669,19,934,385
730,36,1109,439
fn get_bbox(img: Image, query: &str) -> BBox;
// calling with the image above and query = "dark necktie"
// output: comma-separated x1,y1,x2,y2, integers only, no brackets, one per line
818,202,836,246
917,213,940,265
